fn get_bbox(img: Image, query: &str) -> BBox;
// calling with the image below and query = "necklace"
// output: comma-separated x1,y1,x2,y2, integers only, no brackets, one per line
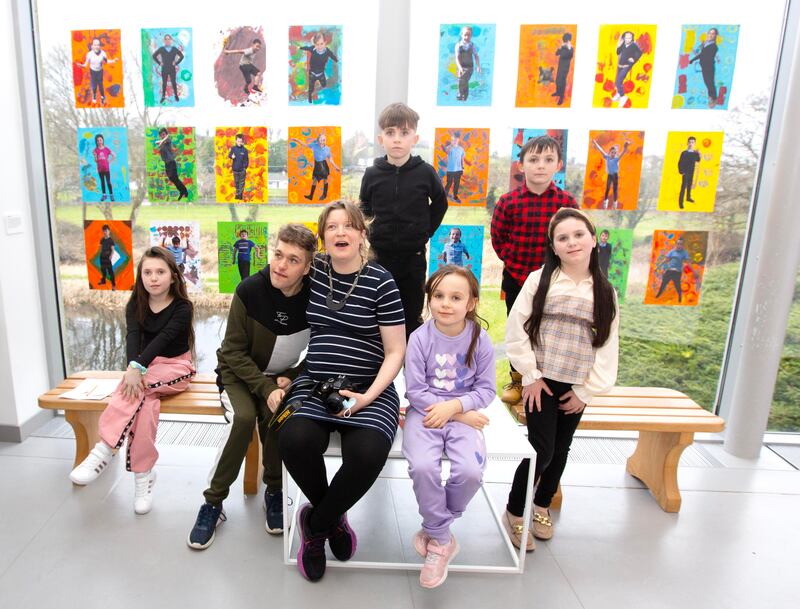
325,258,363,311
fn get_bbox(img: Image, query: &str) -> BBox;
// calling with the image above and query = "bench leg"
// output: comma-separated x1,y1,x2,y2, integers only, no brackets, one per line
64,410,101,472
243,427,261,495
626,431,694,513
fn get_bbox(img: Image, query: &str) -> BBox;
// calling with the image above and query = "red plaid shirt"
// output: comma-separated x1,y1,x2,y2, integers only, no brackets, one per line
491,182,578,286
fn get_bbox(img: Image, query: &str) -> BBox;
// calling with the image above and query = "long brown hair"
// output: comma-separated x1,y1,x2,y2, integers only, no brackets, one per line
130,246,195,353
425,265,487,367
524,208,616,348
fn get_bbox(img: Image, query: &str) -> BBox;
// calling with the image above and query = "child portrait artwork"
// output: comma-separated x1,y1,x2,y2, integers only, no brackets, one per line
516,24,578,108
214,26,266,107
83,220,134,291
214,127,268,203
596,227,633,303
288,25,342,105
217,222,269,293
77,127,130,203
287,126,342,204
657,131,724,213
145,127,197,203
428,225,484,284
644,230,708,306
149,222,201,292
673,24,740,110
510,128,568,191
434,128,490,207
437,23,496,106
582,130,645,210
593,24,657,109
71,29,124,108
141,28,195,107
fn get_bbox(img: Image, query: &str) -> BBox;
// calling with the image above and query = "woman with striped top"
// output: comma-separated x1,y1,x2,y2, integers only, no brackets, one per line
279,200,406,582
503,208,619,551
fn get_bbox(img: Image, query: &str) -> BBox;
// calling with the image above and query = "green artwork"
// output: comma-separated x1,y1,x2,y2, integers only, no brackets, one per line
598,227,632,303
217,221,269,294
145,127,197,202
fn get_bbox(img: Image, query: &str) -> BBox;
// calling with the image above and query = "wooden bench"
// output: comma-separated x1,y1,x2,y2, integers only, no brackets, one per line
38,371,261,494
508,386,726,513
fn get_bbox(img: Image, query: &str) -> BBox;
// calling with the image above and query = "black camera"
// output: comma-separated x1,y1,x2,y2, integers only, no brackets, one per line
313,375,356,414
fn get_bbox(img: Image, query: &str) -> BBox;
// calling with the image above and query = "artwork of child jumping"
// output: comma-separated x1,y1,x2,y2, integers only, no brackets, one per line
74,37,119,106
442,227,471,267
152,34,185,104
592,138,630,209
156,128,190,201
443,133,466,203
614,31,642,106
454,26,481,102
298,31,338,104
678,136,701,208
290,133,340,201
224,39,263,97
228,133,250,201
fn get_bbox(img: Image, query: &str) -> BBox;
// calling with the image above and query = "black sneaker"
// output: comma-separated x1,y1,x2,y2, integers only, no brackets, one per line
296,503,327,582
328,512,357,561
264,489,283,535
187,502,226,550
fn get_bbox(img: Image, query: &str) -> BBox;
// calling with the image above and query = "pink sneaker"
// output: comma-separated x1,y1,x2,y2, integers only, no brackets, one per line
419,535,460,589
413,529,431,558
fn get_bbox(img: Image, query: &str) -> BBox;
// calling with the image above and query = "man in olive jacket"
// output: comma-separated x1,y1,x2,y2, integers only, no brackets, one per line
188,224,316,550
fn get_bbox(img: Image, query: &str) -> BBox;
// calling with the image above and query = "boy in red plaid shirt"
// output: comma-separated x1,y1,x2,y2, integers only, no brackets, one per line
491,135,578,405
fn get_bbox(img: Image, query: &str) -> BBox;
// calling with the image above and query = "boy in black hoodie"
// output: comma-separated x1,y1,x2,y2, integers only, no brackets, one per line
360,103,448,337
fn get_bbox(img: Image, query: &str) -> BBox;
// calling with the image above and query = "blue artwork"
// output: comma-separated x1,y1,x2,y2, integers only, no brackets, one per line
672,24,740,110
141,27,195,108
77,127,130,203
428,224,484,284
436,23,495,106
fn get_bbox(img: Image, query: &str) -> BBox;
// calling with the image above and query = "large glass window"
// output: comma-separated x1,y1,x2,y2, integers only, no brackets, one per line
771,269,800,432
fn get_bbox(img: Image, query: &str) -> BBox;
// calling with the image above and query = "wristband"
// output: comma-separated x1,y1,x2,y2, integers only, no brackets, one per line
128,361,147,375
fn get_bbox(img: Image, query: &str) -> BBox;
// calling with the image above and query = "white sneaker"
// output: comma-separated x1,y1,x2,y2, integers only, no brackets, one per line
618,95,628,106
69,442,113,485
134,470,157,514
611,93,621,102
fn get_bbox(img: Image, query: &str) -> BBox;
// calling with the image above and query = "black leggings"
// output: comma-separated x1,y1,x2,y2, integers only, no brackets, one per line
656,269,683,301
507,379,583,514
279,416,391,534
161,68,178,100
164,160,189,198
604,173,619,203
98,171,113,194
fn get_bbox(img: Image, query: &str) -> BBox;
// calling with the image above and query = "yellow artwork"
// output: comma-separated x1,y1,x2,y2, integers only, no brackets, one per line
592,24,657,109
214,126,268,203
657,131,724,213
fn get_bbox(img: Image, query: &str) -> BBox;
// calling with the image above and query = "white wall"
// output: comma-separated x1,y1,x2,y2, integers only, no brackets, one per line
0,2,51,431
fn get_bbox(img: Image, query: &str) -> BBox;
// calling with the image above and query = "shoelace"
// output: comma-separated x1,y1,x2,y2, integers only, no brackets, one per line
197,504,225,530
134,475,153,497
424,544,446,564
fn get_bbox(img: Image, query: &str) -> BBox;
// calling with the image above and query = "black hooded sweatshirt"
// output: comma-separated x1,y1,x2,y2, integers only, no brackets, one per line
359,155,448,254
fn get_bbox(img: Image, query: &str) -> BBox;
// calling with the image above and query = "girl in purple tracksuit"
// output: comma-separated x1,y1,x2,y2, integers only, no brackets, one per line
402,265,495,589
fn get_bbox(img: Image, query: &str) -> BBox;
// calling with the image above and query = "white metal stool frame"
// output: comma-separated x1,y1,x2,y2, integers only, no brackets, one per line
281,399,536,574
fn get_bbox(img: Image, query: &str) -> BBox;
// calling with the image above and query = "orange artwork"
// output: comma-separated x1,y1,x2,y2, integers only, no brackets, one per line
516,24,577,108
214,127,268,203
433,128,490,207
582,130,645,210
644,230,708,306
71,29,125,108
288,126,342,204
83,220,134,291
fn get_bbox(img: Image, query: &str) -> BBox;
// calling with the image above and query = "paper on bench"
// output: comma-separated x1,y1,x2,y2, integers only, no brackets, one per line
59,378,120,400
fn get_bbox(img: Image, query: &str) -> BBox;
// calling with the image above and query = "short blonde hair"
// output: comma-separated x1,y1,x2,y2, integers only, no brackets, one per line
317,201,370,262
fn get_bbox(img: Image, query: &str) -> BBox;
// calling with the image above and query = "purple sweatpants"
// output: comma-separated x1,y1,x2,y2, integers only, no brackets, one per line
402,411,487,544
98,353,195,473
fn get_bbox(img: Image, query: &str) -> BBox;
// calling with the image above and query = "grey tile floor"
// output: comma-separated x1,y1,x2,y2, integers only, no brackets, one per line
1,435,799,609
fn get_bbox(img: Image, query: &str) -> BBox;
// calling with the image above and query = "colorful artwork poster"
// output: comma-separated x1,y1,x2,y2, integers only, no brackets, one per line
510,128,568,191
434,128,490,207
214,26,266,107
582,130,645,211
644,230,708,307
596,227,632,304
288,25,342,105
148,221,201,292
428,225,484,284
299,222,323,251
83,220,134,291
288,126,342,204
593,24,657,109
673,25,740,110
218,222,268,294
657,131,724,213
145,127,197,203
71,29,124,108
437,23,496,106
516,24,577,108
141,27,195,108
77,127,130,203
214,127,268,203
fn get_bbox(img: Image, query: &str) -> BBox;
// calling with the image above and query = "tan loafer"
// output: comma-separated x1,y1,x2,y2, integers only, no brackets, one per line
532,510,553,540
503,510,535,552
